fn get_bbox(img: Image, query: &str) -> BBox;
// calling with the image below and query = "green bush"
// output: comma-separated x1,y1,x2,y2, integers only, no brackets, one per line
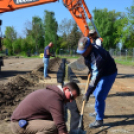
70,50,73,56
8,50,13,56
20,51,27,56
56,48,59,55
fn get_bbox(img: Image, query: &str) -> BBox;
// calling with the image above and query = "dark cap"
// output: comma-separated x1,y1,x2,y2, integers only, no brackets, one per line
76,37,90,54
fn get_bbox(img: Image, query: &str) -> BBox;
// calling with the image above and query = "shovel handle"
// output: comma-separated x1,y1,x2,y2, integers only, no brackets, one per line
81,74,91,115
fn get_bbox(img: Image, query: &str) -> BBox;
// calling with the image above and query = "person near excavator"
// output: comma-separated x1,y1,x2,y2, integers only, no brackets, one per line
76,37,117,128
43,42,54,79
88,29,103,47
11,82,80,134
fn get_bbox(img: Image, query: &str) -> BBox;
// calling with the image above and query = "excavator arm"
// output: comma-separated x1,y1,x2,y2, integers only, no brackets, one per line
0,0,94,37
0,0,102,73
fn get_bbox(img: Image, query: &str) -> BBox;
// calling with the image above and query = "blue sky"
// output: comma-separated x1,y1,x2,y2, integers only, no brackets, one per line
0,0,133,37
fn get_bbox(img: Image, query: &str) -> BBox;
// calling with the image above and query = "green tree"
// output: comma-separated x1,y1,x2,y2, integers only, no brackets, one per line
3,38,12,50
32,16,44,54
5,26,17,41
24,21,35,54
12,38,22,53
24,17,44,54
114,13,128,48
44,10,58,51
2,38,12,55
91,8,127,49
68,22,82,52
58,18,75,52
123,1,134,48
4,26,17,54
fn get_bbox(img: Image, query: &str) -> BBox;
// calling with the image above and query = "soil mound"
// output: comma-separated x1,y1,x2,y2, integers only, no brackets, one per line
9,75,32,87
34,57,62,73
0,57,63,120
0,72,44,120
77,56,85,65
68,56,87,71
48,57,62,71
0,75,35,120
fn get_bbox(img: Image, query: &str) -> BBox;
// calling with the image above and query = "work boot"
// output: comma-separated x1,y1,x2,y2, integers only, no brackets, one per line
89,120,103,128
89,112,97,118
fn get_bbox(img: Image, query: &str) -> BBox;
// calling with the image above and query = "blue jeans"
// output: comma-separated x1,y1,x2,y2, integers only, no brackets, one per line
93,72,117,120
43,58,49,78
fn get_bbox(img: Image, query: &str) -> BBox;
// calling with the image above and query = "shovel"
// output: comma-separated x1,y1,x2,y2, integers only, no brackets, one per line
70,74,91,134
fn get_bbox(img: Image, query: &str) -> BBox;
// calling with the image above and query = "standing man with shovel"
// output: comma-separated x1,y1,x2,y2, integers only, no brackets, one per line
76,37,117,128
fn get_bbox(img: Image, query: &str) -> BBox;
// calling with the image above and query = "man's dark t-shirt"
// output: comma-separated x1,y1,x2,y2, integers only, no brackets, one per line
44,46,50,58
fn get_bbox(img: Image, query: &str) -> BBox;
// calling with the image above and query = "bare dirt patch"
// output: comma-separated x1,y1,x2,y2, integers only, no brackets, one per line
0,57,134,134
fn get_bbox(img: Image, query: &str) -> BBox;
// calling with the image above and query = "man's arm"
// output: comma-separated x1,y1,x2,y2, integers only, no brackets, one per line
85,66,100,99
49,100,67,134
46,49,51,56
46,49,55,57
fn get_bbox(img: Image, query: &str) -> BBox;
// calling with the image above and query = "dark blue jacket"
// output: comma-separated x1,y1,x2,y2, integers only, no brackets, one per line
84,44,117,97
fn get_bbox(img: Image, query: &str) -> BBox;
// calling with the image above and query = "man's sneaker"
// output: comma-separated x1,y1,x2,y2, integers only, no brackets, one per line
89,120,103,128
44,76,51,79
46,75,51,78
89,112,97,118
89,112,107,119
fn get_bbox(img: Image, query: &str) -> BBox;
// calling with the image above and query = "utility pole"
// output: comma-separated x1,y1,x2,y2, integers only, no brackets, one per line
0,19,3,74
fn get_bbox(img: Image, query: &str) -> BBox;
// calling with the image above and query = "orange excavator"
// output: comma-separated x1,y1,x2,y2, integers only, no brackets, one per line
0,0,101,72
0,0,101,37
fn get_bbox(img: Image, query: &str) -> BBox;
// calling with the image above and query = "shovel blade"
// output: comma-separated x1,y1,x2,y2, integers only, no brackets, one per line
69,129,86,134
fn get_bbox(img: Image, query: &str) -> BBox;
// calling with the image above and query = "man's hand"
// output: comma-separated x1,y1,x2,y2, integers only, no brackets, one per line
62,133,69,134
51,54,55,57
88,71,90,75
82,94,88,102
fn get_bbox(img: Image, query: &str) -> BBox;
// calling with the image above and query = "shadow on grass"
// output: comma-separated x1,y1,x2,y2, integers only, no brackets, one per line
117,73,134,79
0,70,30,78
95,115,134,134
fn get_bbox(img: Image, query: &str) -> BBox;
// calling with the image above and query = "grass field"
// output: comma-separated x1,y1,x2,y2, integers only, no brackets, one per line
115,57,134,66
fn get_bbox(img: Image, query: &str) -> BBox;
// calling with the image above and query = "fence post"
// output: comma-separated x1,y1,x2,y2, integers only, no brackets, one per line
126,49,127,61
120,49,121,59
133,48,134,61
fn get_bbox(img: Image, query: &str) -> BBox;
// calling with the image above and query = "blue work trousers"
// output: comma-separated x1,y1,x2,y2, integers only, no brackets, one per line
43,57,49,78
93,72,117,120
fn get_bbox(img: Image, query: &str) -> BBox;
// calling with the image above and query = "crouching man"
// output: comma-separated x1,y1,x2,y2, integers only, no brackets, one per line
11,82,80,134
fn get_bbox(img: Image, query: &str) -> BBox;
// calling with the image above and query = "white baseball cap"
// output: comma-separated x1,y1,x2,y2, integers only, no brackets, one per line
89,29,96,34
